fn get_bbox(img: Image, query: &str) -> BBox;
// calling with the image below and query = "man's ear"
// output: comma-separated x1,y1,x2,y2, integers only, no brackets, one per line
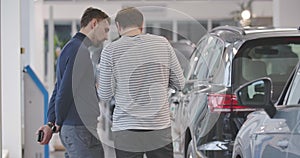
140,22,144,32
90,19,98,29
116,22,122,33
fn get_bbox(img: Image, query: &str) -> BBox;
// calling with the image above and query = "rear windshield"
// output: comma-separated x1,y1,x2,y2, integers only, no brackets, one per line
234,37,300,101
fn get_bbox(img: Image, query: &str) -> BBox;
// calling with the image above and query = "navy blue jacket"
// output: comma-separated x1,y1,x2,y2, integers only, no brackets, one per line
47,32,100,127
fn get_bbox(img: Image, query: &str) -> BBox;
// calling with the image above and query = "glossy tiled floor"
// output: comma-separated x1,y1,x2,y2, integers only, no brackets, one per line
50,148,183,158
49,130,183,158
50,144,116,158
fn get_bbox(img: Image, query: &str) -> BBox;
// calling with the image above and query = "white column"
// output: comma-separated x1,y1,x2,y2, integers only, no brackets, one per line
273,0,300,27
1,0,22,158
33,0,45,82
47,5,55,92
71,20,78,37
21,0,34,68
21,0,35,150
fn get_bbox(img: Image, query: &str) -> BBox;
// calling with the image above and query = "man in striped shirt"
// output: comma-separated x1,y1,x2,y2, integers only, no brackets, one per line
98,7,184,158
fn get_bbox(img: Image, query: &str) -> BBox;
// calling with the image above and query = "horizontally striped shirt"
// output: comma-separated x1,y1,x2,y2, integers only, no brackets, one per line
97,34,185,131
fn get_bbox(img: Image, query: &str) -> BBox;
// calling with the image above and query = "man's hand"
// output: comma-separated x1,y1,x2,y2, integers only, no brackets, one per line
36,125,53,145
55,124,61,133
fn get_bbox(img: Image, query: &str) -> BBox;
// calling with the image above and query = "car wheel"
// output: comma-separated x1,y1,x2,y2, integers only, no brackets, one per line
186,140,196,158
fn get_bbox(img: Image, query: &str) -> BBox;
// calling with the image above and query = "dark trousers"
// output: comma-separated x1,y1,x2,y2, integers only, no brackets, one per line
113,127,174,158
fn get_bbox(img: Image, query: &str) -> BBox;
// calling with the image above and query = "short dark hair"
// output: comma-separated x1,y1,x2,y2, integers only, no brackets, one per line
115,7,143,29
80,7,110,28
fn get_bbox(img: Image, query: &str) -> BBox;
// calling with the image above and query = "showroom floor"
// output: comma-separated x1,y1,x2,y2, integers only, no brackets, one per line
50,145,183,158
50,144,116,158
50,104,183,158
49,124,183,158
49,122,183,158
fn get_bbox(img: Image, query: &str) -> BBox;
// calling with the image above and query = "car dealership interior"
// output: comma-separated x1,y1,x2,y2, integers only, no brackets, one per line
1,0,300,158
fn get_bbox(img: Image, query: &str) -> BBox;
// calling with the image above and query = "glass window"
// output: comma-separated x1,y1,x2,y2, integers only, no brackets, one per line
160,22,173,41
234,37,300,101
190,36,224,83
178,21,207,44
286,66,300,105
44,22,72,78
145,21,173,41
188,36,208,80
205,37,224,80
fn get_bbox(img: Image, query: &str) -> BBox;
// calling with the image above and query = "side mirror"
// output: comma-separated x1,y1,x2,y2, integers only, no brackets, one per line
235,77,277,118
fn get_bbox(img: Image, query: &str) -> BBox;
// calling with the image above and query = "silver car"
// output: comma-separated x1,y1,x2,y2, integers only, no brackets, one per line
233,63,300,158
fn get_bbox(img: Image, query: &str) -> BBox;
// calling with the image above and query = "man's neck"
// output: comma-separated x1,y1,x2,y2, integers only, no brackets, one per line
79,28,95,46
121,27,142,37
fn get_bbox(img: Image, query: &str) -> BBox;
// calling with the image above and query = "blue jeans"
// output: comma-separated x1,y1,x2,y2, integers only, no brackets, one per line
59,125,104,158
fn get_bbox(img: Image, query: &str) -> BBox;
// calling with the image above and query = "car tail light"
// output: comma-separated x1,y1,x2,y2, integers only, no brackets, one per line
208,94,255,112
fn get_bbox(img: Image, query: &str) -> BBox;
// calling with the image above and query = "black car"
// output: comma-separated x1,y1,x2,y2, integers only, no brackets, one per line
171,26,300,158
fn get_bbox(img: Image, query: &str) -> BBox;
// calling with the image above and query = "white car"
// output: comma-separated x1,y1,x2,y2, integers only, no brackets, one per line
232,62,300,158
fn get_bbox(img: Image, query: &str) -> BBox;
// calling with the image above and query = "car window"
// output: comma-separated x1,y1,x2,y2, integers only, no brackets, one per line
286,65,300,105
190,36,224,82
206,38,225,83
188,36,209,80
234,37,300,101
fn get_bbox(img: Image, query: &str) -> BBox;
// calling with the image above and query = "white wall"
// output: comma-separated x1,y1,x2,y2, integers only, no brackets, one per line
21,0,34,68
20,0,45,84
273,0,300,27
1,0,22,157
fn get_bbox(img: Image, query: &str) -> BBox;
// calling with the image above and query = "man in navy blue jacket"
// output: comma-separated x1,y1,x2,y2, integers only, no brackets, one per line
36,7,110,158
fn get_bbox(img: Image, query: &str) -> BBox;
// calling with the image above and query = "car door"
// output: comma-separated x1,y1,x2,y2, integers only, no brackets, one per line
252,107,300,158
252,64,300,158
282,64,300,158
181,35,227,155
180,35,211,133
175,36,209,134
186,35,226,137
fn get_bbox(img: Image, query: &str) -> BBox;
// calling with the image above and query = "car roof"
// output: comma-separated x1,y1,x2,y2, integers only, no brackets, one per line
209,26,300,43
244,28,300,40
